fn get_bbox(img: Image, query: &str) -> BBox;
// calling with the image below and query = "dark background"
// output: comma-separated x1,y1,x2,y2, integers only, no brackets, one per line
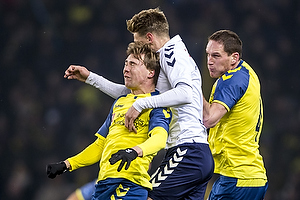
0,0,299,199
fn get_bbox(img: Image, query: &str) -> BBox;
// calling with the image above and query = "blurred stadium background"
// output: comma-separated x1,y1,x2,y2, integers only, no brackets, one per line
0,0,299,199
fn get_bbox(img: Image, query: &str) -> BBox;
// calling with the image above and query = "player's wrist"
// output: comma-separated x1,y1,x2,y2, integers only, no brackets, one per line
85,71,97,84
64,160,71,170
132,146,143,157
132,99,144,113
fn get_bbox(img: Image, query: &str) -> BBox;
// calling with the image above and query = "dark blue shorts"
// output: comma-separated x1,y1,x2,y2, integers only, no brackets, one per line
92,178,148,200
208,175,268,200
148,143,214,200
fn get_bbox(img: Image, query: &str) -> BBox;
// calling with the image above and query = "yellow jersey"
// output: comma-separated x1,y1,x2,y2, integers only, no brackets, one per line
208,60,267,180
68,90,171,190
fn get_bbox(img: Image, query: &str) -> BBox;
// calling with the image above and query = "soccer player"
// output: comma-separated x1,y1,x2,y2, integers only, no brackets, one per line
203,30,268,200
65,8,214,200
46,42,172,200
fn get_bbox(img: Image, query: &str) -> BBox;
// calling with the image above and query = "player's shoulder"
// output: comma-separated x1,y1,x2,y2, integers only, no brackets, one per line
161,35,186,53
220,61,249,84
216,67,249,97
116,93,129,100
160,40,189,68
112,94,128,107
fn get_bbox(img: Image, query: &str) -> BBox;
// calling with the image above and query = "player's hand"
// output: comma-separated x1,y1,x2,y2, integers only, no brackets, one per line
46,161,68,179
109,148,138,172
64,65,90,82
125,106,140,133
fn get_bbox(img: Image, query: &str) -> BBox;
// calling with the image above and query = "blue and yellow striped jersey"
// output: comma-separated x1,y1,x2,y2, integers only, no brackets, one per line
208,60,267,180
96,90,171,190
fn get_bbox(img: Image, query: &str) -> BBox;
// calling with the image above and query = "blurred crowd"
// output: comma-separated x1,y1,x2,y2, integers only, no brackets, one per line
0,0,299,199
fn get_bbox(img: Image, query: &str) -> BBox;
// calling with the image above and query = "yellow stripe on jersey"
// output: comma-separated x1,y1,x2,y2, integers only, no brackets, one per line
236,178,268,187
213,100,230,112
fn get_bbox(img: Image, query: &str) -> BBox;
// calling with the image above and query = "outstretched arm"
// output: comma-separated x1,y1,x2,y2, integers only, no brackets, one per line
46,136,104,179
64,65,130,99
67,135,105,171
86,72,129,99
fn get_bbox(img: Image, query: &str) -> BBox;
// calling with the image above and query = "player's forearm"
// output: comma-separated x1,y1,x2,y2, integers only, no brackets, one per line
137,127,168,156
202,97,210,123
67,136,105,171
132,146,143,157
203,101,228,128
133,83,192,112
85,72,130,99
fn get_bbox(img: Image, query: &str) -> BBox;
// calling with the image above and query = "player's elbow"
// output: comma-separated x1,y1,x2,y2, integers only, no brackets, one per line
180,93,193,104
203,116,219,129
175,83,193,104
204,120,217,129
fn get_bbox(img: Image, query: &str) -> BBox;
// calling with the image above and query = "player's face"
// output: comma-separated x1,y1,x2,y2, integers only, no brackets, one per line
123,54,151,93
206,40,233,79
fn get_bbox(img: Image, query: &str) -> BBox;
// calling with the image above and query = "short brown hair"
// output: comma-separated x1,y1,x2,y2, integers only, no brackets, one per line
126,8,169,37
208,30,243,58
126,42,160,85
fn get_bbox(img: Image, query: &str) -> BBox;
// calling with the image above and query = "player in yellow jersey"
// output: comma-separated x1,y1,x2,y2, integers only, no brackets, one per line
203,30,268,200
46,42,171,200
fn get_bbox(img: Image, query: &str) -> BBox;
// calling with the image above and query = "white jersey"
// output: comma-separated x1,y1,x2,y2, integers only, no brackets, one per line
86,35,208,149
157,35,207,148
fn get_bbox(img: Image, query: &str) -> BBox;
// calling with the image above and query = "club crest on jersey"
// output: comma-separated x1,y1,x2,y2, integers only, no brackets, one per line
112,112,148,131
133,117,148,131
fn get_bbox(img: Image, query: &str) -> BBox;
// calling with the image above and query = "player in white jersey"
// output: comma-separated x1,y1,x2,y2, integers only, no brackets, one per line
65,8,214,200
154,35,208,148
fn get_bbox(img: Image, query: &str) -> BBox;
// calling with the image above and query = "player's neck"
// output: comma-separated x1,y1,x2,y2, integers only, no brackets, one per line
153,35,170,51
131,86,156,95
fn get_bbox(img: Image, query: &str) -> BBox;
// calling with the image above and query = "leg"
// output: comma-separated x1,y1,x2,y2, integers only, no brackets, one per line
148,143,214,200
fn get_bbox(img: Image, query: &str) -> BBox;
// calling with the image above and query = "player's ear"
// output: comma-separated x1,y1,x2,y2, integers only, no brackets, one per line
148,69,155,78
146,32,154,43
231,52,239,65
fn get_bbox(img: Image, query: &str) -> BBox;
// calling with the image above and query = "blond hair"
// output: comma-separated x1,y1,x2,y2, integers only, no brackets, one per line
127,8,169,37
126,42,160,85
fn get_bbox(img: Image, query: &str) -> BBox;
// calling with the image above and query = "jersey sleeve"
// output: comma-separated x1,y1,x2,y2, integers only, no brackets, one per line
86,72,130,99
148,107,172,132
137,107,172,156
213,68,249,110
67,135,105,171
132,83,192,111
67,99,120,171
96,99,118,138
